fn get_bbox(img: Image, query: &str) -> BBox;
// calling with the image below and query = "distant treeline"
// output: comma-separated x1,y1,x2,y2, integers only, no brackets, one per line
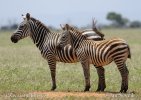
1,12,141,31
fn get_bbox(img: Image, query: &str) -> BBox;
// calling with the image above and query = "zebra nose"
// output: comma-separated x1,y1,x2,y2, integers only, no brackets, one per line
11,35,18,43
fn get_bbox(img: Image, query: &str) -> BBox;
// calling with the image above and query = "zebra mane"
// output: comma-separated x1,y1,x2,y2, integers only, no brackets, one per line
81,29,93,33
61,24,87,42
64,24,86,37
30,17,51,33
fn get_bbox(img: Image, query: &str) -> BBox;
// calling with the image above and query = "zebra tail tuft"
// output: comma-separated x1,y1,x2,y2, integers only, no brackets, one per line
127,45,131,59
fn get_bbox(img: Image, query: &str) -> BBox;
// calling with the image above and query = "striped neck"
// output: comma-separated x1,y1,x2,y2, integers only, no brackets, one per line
29,19,52,50
70,30,86,49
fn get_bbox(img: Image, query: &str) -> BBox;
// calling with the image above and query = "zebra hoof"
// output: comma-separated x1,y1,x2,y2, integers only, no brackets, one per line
120,85,128,93
96,88,101,92
51,86,56,91
120,89,127,93
100,87,106,92
96,85,106,92
96,89,105,92
84,86,90,92
120,89,124,93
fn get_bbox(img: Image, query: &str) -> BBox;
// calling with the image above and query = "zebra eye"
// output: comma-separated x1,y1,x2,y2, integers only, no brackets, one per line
20,25,24,28
62,35,65,38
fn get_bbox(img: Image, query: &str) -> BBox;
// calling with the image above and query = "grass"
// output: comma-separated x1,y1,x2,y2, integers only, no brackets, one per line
0,28,141,99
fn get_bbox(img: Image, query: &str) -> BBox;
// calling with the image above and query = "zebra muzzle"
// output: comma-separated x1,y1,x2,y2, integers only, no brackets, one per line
11,36,18,43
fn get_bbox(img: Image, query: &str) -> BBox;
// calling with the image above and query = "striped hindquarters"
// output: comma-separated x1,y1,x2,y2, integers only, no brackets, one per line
82,38,130,66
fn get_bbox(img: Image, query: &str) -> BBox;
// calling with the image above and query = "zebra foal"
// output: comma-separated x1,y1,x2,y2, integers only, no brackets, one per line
57,24,131,93
10,13,105,91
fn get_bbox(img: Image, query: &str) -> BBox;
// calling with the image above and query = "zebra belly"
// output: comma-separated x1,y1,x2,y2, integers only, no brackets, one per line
56,46,78,63
90,59,112,66
86,48,113,66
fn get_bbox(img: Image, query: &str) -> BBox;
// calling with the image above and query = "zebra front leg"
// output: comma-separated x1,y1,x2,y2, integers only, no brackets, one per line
50,66,56,91
47,59,57,91
96,67,106,92
81,61,91,92
116,62,129,93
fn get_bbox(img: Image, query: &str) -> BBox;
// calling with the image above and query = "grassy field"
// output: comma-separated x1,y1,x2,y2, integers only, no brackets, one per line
0,29,141,99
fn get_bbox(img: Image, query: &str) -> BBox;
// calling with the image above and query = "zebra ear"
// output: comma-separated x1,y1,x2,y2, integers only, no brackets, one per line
60,24,65,30
22,14,26,20
26,13,30,20
65,24,69,31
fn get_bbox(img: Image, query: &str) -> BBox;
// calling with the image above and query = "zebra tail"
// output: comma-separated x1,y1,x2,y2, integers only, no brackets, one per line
127,45,131,59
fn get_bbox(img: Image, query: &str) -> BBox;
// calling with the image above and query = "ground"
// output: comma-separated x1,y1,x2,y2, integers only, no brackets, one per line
0,91,136,99
0,29,141,99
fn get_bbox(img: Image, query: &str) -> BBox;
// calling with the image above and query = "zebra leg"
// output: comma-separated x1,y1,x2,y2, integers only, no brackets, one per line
81,61,91,92
47,59,57,91
95,67,106,92
120,64,129,93
116,62,129,93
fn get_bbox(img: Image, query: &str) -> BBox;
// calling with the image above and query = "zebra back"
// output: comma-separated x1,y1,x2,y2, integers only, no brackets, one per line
60,24,104,41
58,24,131,64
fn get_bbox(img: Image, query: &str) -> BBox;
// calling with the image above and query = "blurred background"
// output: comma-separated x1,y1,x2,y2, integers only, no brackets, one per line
0,1,141,98
0,0,141,30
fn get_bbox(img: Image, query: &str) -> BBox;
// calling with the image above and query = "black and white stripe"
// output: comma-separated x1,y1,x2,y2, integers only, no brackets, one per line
82,29,104,40
11,13,105,91
58,24,131,93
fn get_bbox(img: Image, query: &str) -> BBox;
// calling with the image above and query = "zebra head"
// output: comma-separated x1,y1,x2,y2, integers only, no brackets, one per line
57,32,71,50
57,24,76,49
11,13,31,43
57,24,85,49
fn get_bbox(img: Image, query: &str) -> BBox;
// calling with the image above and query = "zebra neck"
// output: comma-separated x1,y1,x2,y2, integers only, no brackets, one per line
30,29,50,50
31,30,59,51
29,20,57,51
72,35,85,49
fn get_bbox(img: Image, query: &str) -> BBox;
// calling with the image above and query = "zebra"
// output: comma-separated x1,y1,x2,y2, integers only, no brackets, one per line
59,23,107,92
10,13,105,91
57,24,131,93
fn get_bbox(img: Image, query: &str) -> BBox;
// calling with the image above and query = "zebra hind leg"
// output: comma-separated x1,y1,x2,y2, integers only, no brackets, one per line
115,62,129,93
95,66,106,92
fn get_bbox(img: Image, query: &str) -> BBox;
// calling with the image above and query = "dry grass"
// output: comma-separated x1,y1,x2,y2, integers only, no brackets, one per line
0,29,141,99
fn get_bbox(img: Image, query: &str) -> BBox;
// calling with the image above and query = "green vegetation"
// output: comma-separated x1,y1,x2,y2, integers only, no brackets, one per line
0,29,141,99
107,12,129,27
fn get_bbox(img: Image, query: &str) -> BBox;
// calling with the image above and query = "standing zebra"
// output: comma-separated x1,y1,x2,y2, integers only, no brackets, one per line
57,24,131,93
59,23,107,92
11,13,105,91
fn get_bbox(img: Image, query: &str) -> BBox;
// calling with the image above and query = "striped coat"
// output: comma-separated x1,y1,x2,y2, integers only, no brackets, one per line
57,24,131,92
11,13,105,91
